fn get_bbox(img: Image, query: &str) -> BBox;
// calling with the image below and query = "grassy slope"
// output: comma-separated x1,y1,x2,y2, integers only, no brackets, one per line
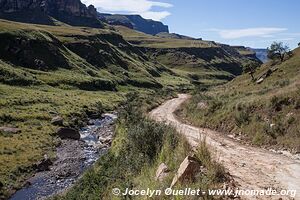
114,26,260,86
0,19,190,198
180,48,300,151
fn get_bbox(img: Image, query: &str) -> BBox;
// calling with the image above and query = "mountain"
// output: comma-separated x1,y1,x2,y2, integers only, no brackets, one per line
0,0,103,27
98,13,169,35
0,3,260,197
252,48,269,63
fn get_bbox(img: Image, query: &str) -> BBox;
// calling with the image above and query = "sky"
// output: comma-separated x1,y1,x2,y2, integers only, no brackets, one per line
83,0,300,48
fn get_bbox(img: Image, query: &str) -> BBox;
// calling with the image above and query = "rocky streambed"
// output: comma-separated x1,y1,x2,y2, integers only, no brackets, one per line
10,113,117,200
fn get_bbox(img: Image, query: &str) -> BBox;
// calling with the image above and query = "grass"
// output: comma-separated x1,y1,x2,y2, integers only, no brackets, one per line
0,83,124,197
114,25,217,49
0,19,193,198
0,18,255,198
52,94,226,200
114,25,260,87
179,47,300,151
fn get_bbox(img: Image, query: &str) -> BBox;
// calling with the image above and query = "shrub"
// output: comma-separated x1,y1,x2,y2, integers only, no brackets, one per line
195,140,225,183
270,96,290,111
234,109,250,127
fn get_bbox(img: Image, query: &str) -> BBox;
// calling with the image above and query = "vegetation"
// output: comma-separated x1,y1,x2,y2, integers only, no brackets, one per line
0,19,192,198
114,25,261,84
267,42,290,62
52,94,226,200
179,47,300,152
0,18,255,198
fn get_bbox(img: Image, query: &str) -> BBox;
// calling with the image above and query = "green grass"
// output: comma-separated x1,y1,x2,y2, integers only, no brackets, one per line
52,95,226,200
179,47,300,151
0,18,255,198
0,83,124,197
114,25,260,87
0,19,193,198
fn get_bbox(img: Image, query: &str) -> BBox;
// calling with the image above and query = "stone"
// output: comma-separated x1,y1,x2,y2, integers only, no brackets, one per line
170,156,201,187
57,127,80,140
155,163,169,181
24,181,31,187
256,78,264,84
35,157,53,172
0,126,21,134
99,136,113,145
51,116,64,126
197,102,208,110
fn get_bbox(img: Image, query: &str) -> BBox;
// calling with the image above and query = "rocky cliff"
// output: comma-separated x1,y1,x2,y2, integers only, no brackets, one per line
98,13,169,35
0,0,102,27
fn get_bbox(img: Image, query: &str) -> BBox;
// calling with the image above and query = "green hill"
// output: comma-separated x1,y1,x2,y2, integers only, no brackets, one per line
0,18,258,198
180,47,300,152
115,25,261,86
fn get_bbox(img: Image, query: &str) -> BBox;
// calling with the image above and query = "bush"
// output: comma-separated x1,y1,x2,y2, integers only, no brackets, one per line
270,96,290,111
234,109,250,127
195,140,225,183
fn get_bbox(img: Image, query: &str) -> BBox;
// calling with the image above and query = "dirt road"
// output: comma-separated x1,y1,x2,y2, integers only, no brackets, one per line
149,94,300,200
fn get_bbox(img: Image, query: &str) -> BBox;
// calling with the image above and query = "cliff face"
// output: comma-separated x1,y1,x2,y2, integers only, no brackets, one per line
0,0,102,27
98,13,169,35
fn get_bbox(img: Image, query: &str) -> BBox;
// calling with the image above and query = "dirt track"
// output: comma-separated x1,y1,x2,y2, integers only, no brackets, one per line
149,94,300,200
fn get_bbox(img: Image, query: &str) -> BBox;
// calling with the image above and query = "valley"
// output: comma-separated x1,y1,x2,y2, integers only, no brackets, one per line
0,0,299,199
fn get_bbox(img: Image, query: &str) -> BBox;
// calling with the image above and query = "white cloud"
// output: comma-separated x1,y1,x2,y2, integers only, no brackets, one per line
83,0,173,20
216,27,287,39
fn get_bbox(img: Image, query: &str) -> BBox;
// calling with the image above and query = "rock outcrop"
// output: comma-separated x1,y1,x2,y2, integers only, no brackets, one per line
170,156,201,187
0,0,102,27
51,116,64,126
98,13,169,35
56,127,80,140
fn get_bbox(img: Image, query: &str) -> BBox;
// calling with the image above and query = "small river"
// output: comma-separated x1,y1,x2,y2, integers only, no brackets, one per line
10,113,117,200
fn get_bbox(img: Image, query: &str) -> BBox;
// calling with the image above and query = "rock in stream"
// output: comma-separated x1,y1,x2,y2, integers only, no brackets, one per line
9,113,117,200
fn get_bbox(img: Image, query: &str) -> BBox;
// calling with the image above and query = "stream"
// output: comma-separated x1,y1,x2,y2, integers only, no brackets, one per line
10,113,117,200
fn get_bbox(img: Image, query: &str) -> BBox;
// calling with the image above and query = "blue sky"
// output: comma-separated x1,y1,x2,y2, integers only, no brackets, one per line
84,0,300,48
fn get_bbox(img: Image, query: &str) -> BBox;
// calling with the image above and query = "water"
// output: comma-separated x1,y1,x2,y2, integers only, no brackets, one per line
10,113,117,200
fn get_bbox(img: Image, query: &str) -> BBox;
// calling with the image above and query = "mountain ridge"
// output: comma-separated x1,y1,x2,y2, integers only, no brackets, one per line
0,0,103,27
98,13,169,35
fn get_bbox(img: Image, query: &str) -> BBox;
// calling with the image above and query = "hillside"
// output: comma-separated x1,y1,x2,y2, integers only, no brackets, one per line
0,12,259,200
115,25,261,85
179,47,300,152
0,18,192,198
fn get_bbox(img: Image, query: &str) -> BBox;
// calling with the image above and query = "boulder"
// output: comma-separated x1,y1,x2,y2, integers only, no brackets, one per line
0,126,21,134
35,156,53,172
155,163,169,181
99,136,113,145
197,102,208,110
51,116,64,126
256,78,264,84
57,127,80,140
170,156,201,188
